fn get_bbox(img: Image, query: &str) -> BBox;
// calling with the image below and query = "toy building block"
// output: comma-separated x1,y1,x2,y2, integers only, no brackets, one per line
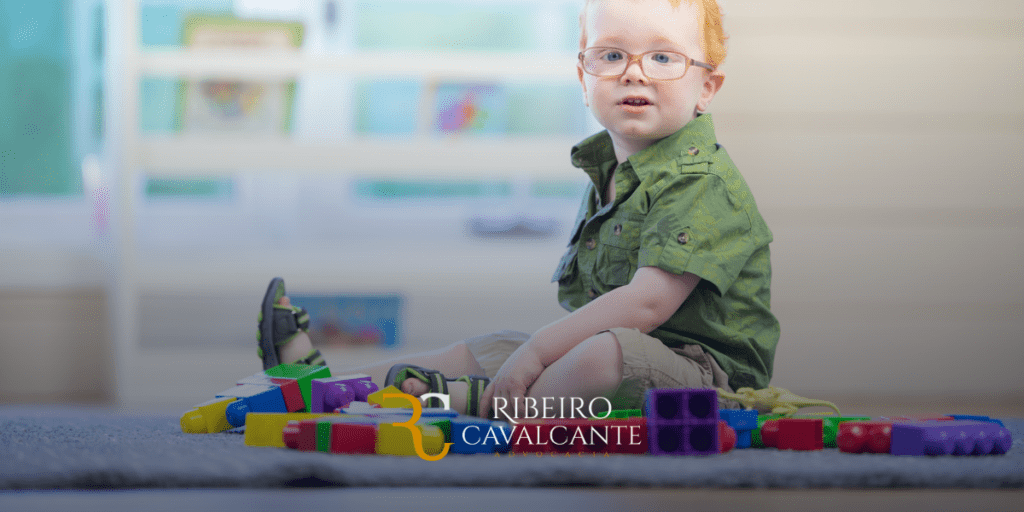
237,373,306,412
775,418,823,450
890,420,1012,456
310,374,379,413
283,420,318,452
264,363,332,412
948,415,1005,427
218,383,289,427
645,388,719,455
376,422,445,456
718,421,736,453
719,409,758,449
837,421,893,454
586,417,647,454
366,385,413,408
750,414,785,448
181,396,238,434
330,422,377,454
244,412,335,447
451,417,507,454
817,416,871,448
603,409,643,419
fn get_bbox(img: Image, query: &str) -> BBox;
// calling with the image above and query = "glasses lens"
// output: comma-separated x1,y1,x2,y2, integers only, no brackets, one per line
583,48,627,76
642,52,688,80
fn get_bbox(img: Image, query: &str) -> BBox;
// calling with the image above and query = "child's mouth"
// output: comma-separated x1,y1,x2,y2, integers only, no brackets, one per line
619,97,651,113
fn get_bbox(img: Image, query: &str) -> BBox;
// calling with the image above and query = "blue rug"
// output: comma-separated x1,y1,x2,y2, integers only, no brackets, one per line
1,407,1021,489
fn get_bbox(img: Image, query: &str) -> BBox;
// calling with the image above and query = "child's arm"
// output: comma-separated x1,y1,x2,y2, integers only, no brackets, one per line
482,266,701,415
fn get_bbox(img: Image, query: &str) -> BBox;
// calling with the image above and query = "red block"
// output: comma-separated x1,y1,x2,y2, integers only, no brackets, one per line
837,421,893,454
269,377,305,412
282,419,319,452
718,420,736,453
583,418,648,454
330,422,377,454
761,419,781,448
776,418,823,450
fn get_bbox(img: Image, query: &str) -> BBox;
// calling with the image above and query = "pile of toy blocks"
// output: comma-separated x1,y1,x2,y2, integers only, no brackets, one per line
181,364,1012,458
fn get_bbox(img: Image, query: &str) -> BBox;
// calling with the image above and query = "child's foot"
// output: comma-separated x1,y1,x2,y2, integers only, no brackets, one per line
385,364,488,416
257,277,325,370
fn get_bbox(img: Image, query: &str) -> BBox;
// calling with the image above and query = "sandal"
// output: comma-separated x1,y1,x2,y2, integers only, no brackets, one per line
385,363,490,416
257,277,325,370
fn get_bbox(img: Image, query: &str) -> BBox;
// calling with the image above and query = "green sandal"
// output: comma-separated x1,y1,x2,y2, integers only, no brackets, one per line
385,364,490,416
257,277,325,370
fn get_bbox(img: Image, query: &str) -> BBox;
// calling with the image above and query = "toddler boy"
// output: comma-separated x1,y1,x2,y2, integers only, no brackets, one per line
261,0,778,419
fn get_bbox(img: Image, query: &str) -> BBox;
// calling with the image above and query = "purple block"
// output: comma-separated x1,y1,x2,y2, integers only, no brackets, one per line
645,388,719,455
310,374,377,413
891,420,1012,456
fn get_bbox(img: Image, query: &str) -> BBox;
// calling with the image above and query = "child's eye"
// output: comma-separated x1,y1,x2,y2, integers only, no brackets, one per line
602,51,624,62
651,53,674,64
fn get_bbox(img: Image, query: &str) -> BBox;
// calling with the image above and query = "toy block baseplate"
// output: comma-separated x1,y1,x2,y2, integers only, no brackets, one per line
263,363,332,412
889,420,1012,456
509,418,647,455
645,388,719,455
244,412,337,447
181,396,238,434
310,374,379,413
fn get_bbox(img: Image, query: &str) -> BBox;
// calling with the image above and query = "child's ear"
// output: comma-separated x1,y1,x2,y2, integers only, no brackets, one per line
577,63,590,107
696,70,725,112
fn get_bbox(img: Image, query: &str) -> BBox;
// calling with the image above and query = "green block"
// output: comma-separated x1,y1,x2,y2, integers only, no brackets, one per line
751,414,785,448
595,409,643,420
264,364,332,412
794,415,871,448
428,419,452,443
316,420,332,452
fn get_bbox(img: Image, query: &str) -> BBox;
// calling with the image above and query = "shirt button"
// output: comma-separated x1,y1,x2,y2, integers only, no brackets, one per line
613,224,622,236
677,232,689,244
585,238,597,250
688,147,700,156
587,288,598,299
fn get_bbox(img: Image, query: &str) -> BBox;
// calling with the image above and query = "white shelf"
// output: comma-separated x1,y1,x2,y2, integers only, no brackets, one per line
140,135,581,175
140,48,580,82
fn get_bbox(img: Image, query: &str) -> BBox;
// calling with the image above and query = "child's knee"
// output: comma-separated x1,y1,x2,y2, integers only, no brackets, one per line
577,331,624,389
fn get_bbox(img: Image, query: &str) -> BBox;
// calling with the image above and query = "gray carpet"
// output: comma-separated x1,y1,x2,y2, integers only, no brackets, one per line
1,406,1022,489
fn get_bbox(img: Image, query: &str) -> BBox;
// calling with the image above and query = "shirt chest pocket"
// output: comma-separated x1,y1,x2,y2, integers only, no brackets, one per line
595,218,642,287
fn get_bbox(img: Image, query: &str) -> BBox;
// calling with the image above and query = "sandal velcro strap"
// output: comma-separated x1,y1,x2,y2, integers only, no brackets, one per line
272,305,309,346
386,364,449,408
454,375,490,417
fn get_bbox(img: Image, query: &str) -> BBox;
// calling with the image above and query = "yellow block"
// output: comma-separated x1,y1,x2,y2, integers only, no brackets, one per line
244,412,337,447
376,423,444,456
180,396,238,434
366,385,414,408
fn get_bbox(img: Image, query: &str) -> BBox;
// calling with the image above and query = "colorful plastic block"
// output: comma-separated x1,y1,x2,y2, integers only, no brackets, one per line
948,415,1005,427
775,418,823,450
451,417,506,454
879,414,953,422
264,363,332,412
375,423,445,456
837,421,893,454
244,412,334,447
718,420,736,453
236,373,306,412
719,409,757,449
817,416,872,448
750,414,785,448
330,422,377,454
218,383,288,427
366,385,413,408
645,388,719,455
890,420,1012,456
180,396,238,434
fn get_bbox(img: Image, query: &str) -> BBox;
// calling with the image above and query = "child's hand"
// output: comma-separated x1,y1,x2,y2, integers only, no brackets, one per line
479,344,545,420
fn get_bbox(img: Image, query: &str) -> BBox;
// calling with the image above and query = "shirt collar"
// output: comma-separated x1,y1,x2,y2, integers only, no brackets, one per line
570,113,719,182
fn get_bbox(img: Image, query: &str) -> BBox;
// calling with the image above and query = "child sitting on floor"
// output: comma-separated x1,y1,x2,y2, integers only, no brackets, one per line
258,0,778,420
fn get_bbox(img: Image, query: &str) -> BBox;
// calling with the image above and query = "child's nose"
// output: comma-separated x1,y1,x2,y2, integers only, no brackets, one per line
620,59,649,83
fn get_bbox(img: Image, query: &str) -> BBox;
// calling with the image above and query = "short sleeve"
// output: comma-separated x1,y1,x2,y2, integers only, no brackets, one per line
636,174,754,296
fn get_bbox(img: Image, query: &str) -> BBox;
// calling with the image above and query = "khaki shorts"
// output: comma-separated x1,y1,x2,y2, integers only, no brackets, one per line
463,328,736,410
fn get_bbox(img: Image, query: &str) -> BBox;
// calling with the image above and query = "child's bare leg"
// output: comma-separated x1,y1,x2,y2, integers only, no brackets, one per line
525,331,623,403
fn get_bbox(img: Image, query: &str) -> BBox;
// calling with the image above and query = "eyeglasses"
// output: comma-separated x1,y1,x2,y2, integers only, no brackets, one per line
578,47,714,81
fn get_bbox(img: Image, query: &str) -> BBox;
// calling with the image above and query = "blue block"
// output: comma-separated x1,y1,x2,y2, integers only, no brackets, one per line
720,409,758,431
218,384,288,427
450,417,504,454
948,414,1004,427
736,429,752,449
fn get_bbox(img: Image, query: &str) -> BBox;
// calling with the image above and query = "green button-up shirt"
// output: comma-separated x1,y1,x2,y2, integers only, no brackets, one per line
553,114,778,390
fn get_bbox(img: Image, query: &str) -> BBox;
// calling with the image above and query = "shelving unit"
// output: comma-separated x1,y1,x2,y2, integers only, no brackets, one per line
108,2,586,406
